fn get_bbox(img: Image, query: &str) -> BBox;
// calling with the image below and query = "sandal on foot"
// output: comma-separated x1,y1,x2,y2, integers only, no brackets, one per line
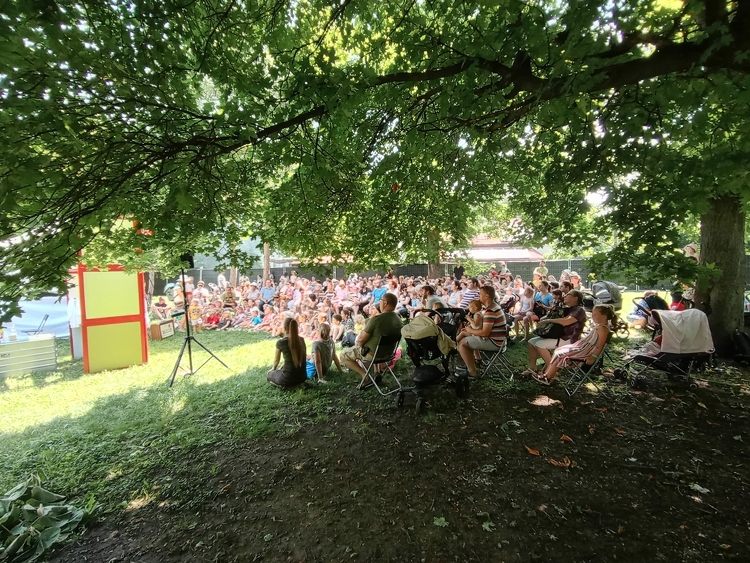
520,369,538,378
532,372,553,386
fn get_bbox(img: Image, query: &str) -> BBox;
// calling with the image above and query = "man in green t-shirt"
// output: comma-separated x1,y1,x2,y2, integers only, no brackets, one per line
341,293,402,387
533,260,548,278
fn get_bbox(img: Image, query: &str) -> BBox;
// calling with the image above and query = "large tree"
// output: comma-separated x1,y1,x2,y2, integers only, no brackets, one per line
1,0,749,350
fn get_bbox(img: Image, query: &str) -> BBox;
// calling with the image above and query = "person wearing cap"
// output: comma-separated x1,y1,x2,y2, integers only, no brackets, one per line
569,271,582,290
533,260,548,278
245,282,261,302
523,289,587,376
683,243,699,261
193,281,210,301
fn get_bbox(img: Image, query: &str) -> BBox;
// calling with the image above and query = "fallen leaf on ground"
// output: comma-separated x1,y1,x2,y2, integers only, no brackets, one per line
615,428,626,435
547,456,576,468
594,407,607,413
618,525,625,534
529,395,561,407
560,434,573,443
719,544,731,550
525,445,540,456
589,427,595,435
697,402,707,409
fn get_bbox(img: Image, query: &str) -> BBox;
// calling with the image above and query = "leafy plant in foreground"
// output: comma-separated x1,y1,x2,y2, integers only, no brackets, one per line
0,475,90,562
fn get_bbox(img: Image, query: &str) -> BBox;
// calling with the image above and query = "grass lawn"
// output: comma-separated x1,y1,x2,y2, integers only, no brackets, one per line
0,331,336,508
2,310,748,562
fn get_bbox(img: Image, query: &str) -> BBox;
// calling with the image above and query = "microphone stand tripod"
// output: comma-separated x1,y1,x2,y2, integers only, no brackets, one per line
169,268,229,386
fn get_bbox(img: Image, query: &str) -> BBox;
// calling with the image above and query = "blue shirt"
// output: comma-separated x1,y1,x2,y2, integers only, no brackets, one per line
372,287,387,304
535,292,554,307
260,286,276,301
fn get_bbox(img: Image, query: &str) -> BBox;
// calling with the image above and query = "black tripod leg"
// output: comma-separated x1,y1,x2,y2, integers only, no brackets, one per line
169,336,191,387
190,338,230,369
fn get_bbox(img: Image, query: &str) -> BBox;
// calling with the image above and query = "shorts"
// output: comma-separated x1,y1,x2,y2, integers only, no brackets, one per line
340,346,374,364
190,319,202,327
464,336,503,352
528,336,570,350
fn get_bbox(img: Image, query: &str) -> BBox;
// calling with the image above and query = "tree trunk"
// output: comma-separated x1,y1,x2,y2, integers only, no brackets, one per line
426,229,443,280
263,242,271,283
145,271,155,307
695,194,745,356
229,267,238,288
427,261,443,279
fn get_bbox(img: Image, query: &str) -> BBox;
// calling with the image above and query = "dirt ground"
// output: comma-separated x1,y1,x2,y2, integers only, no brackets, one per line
50,366,749,563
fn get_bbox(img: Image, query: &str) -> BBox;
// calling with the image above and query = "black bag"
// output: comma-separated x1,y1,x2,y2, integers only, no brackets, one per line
342,331,356,347
533,303,566,339
533,322,565,339
533,303,546,318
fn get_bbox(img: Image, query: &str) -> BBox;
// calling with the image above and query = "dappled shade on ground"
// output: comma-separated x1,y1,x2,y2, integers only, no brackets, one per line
0,332,747,562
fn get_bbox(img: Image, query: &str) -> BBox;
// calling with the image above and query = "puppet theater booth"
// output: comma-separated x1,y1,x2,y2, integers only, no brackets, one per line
69,264,148,373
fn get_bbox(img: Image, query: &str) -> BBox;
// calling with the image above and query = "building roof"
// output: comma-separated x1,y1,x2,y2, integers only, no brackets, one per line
464,236,544,263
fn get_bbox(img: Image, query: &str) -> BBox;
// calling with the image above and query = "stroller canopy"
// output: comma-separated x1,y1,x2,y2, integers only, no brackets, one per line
591,281,623,310
655,309,714,354
401,315,456,356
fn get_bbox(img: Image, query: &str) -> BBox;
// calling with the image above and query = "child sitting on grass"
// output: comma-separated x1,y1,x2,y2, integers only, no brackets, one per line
215,310,233,331
203,308,221,330
330,314,344,341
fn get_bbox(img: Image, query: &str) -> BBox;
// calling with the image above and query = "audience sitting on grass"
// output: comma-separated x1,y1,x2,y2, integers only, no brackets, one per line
267,317,307,388
306,322,343,384
155,269,671,389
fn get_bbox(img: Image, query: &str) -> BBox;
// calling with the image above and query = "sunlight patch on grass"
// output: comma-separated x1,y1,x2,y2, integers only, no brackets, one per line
126,495,152,511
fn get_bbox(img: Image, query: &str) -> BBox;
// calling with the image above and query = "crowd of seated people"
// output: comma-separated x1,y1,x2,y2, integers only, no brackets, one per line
154,260,644,388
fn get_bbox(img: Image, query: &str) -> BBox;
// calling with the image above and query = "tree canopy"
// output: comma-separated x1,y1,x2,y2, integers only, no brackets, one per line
2,0,750,324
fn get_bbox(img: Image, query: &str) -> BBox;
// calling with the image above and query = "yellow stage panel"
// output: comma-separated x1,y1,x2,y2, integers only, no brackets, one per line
83,271,140,318
86,322,144,372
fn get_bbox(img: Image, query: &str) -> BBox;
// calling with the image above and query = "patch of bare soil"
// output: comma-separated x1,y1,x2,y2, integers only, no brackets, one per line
51,375,749,562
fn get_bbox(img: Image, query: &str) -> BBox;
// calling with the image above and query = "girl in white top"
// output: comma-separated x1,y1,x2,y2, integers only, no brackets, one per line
513,286,535,340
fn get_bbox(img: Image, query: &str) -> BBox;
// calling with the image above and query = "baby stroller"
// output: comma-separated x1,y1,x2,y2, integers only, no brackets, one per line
498,294,518,335
630,292,670,338
616,309,715,389
426,307,468,340
397,315,467,414
582,281,630,340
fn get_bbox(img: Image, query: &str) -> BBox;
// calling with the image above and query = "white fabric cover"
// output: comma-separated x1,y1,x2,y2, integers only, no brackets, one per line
657,309,714,354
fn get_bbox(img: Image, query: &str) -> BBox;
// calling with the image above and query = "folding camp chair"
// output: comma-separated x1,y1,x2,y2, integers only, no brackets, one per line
562,336,612,396
479,340,514,381
22,314,49,336
357,333,403,396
